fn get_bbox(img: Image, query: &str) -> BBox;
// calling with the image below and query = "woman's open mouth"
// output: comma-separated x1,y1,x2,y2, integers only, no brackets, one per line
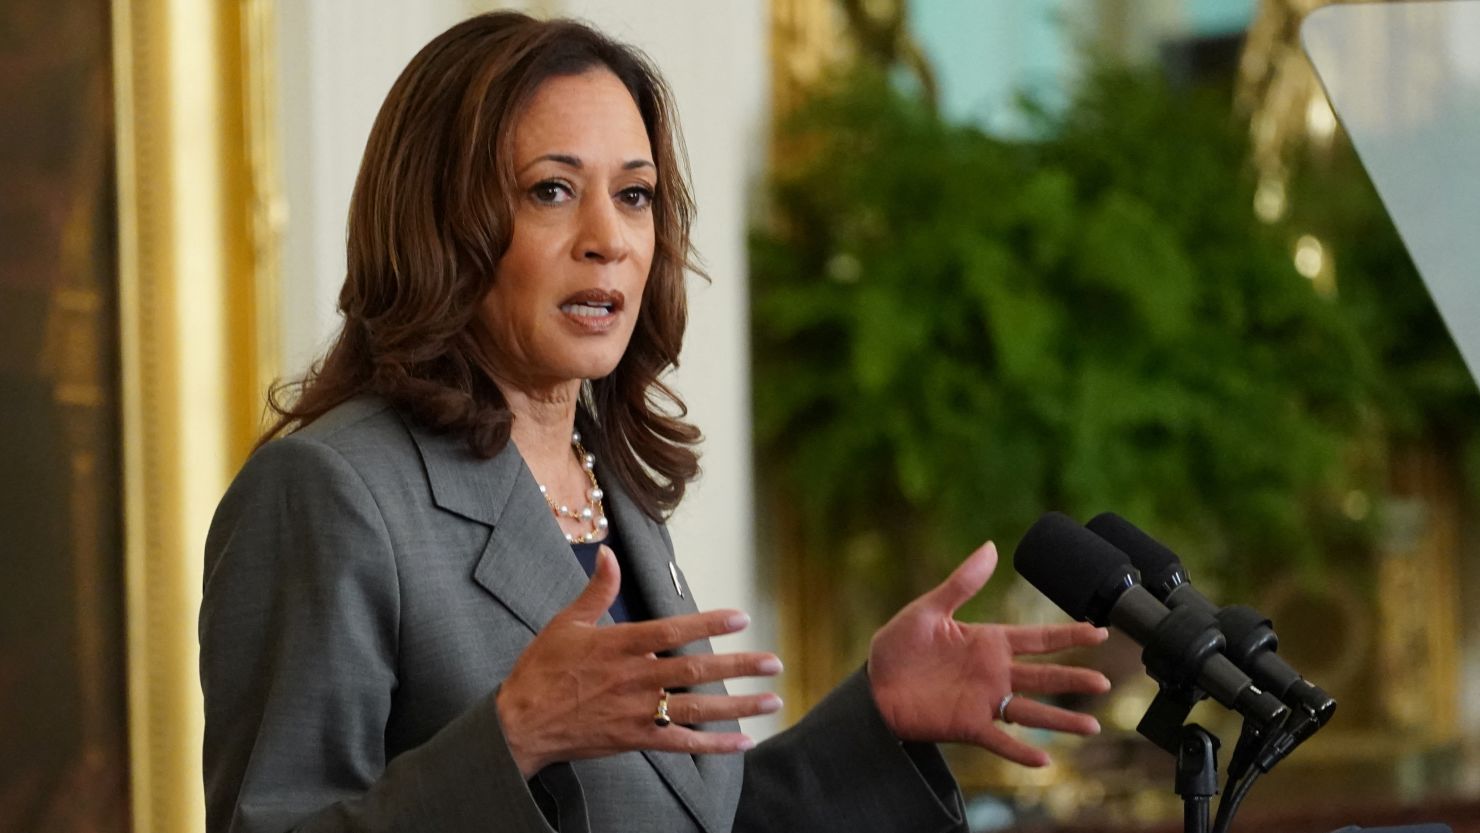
562,303,614,318
559,288,625,330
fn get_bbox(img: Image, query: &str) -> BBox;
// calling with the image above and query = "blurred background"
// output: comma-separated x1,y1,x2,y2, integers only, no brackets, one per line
3,0,1478,831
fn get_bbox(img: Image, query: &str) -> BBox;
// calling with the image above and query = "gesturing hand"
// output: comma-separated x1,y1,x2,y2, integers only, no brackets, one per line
867,541,1111,767
496,547,783,778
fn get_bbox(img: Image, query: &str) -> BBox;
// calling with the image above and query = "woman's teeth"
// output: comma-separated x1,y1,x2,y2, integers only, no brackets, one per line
562,303,612,318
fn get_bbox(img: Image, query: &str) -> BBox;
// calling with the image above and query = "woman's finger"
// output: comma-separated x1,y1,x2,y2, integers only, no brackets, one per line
614,609,752,654
642,651,783,689
661,692,783,726
554,546,623,625
1005,623,1109,655
973,725,1051,768
642,727,756,756
918,541,998,616
1001,696,1101,736
1010,663,1111,696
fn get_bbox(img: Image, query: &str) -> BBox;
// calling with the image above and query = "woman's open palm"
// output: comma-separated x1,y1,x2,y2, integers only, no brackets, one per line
867,542,1112,767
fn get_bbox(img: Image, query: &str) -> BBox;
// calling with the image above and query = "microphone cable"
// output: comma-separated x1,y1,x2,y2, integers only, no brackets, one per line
1214,700,1310,832
1212,767,1263,833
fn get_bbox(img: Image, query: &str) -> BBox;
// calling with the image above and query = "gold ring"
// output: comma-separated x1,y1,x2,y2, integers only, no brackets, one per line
654,690,672,728
997,692,1017,723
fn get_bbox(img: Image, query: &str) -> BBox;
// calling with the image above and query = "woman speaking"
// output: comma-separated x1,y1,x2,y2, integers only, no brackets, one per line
199,11,1110,833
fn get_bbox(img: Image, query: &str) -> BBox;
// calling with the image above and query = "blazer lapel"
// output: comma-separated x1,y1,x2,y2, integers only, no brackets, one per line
407,420,590,633
474,474,594,634
605,478,743,833
604,481,688,622
410,419,739,833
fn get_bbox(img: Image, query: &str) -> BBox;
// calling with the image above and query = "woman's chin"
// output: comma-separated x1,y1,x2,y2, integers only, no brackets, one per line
557,353,625,384
562,336,634,381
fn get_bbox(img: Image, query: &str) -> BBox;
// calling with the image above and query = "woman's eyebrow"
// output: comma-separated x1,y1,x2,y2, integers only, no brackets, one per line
519,153,654,173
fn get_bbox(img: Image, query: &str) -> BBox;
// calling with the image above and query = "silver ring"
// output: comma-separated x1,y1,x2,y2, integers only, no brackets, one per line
997,692,1017,723
653,690,672,728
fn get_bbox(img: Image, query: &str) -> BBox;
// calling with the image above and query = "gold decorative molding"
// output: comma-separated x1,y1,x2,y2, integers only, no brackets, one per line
1238,0,1331,228
239,0,286,451
112,0,280,830
1377,451,1462,743
769,0,849,127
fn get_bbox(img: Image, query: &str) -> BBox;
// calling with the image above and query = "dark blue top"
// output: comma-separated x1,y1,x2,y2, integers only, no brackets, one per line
570,535,648,624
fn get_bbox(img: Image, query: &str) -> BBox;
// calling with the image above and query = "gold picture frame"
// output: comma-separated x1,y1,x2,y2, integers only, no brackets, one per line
112,1,281,830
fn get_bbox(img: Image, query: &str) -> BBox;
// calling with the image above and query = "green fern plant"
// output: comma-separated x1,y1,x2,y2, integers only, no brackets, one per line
749,65,1429,605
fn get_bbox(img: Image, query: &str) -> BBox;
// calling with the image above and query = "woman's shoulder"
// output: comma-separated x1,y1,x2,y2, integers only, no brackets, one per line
236,395,417,490
276,393,422,457
291,394,402,448
213,397,428,544
231,394,522,524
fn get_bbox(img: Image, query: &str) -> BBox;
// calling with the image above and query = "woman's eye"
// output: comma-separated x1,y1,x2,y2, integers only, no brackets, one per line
530,181,573,204
618,186,654,209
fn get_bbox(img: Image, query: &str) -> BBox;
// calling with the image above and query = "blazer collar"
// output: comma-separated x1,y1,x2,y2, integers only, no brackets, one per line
405,414,688,628
406,418,522,528
406,417,590,635
407,415,741,833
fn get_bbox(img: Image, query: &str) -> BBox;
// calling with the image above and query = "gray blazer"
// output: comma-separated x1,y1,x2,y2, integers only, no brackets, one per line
200,396,966,833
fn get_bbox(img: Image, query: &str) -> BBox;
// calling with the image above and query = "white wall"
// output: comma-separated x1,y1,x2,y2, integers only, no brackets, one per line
276,0,476,374
275,0,775,735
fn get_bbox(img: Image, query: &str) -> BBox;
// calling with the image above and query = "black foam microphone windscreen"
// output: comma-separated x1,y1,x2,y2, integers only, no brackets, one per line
1014,511,1139,627
1086,512,1191,598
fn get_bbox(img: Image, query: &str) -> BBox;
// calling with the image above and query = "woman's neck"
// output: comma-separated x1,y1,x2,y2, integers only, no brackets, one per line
500,378,581,471
496,377,600,543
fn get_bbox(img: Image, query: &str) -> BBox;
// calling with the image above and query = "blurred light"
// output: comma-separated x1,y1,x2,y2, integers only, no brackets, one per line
1294,234,1325,280
1045,781,1084,821
1306,93,1338,145
964,796,1016,832
1106,677,1157,731
826,252,861,283
1132,790,1169,822
1254,175,1287,223
1252,111,1277,147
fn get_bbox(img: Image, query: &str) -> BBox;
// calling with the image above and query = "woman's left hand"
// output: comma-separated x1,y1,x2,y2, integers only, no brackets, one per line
867,541,1111,767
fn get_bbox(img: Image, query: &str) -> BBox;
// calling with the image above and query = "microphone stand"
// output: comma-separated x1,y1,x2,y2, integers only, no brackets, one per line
1175,724,1219,833
1136,686,1222,833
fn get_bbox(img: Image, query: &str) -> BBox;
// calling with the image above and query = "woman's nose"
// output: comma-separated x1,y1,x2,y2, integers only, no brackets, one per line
573,195,629,264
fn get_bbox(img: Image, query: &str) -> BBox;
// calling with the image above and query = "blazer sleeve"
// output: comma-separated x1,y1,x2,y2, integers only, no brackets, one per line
200,435,574,833
733,667,968,833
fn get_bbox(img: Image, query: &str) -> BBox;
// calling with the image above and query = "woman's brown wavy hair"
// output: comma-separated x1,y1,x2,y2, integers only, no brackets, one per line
261,11,702,520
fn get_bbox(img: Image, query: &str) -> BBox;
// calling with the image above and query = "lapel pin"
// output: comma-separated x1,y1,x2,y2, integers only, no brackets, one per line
668,561,684,598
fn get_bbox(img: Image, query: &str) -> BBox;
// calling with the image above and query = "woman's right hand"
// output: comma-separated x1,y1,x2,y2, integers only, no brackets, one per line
495,547,783,778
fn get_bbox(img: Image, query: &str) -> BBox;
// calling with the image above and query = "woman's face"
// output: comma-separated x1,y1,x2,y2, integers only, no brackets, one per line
479,69,657,391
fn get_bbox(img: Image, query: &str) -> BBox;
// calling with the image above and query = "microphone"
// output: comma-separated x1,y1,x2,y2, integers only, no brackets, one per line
1013,513,1288,733
1084,512,1336,727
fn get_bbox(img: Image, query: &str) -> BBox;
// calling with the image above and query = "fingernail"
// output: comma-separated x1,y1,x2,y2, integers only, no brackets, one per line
757,656,783,674
759,694,783,713
727,612,751,630
736,736,756,751
1088,718,1102,734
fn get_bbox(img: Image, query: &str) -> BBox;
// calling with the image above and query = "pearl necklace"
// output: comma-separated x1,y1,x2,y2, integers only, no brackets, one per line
538,431,608,544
